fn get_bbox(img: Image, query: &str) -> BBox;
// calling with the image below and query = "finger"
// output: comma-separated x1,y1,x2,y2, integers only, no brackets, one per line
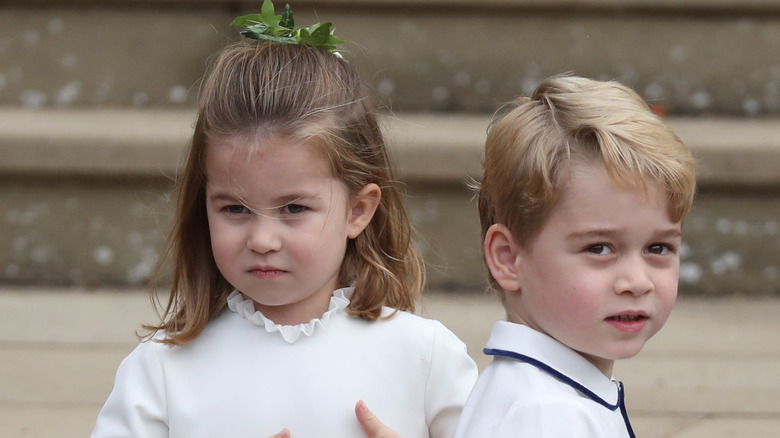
355,400,380,434
355,400,401,438
269,428,290,438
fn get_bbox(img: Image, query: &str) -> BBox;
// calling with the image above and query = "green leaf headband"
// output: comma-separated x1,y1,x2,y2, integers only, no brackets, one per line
231,0,345,54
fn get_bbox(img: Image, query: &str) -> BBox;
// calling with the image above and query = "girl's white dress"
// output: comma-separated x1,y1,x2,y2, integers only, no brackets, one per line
91,287,478,438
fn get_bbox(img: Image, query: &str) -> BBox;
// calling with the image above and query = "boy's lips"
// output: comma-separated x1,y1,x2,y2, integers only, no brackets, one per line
605,311,649,333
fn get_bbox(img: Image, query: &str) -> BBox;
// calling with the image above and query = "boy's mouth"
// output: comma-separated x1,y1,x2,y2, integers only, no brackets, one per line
606,314,647,322
605,312,649,333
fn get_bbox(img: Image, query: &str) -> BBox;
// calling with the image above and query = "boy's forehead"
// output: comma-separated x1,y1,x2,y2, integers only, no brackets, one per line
564,158,665,196
556,160,678,222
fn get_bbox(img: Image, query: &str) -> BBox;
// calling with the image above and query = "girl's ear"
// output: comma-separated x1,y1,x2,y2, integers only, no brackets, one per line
347,183,381,239
484,224,523,291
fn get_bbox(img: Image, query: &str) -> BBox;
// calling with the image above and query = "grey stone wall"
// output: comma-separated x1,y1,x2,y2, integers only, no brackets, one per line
4,1,780,114
4,1,780,294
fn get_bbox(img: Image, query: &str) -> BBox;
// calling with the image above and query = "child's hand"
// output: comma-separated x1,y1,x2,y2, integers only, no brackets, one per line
269,429,290,438
355,400,402,438
270,402,400,438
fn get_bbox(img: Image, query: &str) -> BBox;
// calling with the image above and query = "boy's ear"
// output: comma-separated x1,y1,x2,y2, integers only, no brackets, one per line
484,224,523,291
347,183,381,239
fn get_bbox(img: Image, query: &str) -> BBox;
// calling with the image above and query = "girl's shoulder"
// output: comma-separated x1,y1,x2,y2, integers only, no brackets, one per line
371,306,443,330
353,307,467,351
129,309,237,355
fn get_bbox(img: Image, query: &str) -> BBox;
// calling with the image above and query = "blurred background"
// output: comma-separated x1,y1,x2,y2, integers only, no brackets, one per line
4,0,780,293
2,0,780,437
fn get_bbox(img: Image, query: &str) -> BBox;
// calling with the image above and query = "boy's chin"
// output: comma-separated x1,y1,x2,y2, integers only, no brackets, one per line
580,344,648,365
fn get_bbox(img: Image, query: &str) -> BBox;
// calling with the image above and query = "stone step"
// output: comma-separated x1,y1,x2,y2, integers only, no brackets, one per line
2,288,779,437
3,1,780,114
2,107,780,294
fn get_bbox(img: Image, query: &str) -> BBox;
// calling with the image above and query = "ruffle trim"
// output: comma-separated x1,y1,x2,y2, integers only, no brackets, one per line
226,287,352,344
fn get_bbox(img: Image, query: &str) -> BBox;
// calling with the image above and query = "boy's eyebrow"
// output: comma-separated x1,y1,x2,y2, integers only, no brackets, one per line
565,229,620,241
653,228,683,239
566,228,682,240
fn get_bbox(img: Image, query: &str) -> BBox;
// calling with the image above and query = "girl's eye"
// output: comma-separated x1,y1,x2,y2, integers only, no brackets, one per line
226,205,249,214
282,204,307,215
648,243,673,255
586,244,612,255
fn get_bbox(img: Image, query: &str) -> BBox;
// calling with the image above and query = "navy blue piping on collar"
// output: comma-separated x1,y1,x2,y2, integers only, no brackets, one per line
485,348,636,438
617,381,636,438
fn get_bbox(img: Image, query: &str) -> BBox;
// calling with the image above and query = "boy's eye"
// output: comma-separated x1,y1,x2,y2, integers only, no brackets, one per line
226,205,249,214
282,204,307,215
586,244,612,255
647,243,672,255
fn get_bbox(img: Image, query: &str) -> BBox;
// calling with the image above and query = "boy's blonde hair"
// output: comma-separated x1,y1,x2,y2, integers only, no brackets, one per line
477,75,697,292
146,42,423,345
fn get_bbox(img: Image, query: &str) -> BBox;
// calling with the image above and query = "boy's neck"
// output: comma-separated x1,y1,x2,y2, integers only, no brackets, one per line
506,311,615,377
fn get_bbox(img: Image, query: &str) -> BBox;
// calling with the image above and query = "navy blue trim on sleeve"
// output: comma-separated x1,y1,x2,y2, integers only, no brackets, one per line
484,347,636,438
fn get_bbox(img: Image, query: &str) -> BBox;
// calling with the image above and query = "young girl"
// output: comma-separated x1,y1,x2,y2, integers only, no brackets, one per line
90,3,477,437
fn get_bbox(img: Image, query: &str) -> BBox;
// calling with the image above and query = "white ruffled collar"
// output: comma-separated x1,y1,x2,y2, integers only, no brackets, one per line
226,287,352,344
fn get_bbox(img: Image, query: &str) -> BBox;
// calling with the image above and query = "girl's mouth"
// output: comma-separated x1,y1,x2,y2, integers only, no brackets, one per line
248,268,285,279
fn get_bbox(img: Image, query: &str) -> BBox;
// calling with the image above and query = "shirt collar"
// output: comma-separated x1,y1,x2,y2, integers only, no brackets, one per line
484,321,621,409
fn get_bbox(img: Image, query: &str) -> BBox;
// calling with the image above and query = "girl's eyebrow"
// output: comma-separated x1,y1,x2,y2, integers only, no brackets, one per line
207,191,239,203
273,191,320,205
206,188,323,206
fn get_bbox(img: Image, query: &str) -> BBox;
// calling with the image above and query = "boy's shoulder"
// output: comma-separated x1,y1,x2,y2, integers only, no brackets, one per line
481,321,619,401
456,321,631,438
458,353,625,438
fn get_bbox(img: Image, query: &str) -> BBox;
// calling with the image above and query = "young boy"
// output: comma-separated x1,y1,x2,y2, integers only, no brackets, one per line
454,76,697,437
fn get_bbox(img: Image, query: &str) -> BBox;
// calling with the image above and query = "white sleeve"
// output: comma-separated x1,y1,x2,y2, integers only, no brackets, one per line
91,341,169,438
425,321,479,438
494,399,606,438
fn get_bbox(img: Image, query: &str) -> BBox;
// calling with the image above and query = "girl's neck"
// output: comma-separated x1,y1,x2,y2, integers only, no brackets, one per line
247,288,337,326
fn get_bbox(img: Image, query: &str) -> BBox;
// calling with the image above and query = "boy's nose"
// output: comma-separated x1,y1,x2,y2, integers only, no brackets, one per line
246,216,282,253
614,257,654,296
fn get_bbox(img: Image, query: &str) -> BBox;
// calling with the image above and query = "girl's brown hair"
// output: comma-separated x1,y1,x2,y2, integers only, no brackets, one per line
145,42,423,345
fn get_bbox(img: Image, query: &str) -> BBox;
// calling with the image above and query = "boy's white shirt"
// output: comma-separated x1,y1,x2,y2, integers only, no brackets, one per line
454,321,634,438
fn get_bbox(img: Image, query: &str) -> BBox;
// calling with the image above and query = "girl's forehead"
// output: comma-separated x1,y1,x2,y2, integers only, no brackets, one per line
211,131,301,153
208,134,321,162
204,135,336,181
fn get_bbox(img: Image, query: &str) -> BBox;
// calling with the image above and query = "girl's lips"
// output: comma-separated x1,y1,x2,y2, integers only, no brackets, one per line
248,268,286,279
605,312,649,333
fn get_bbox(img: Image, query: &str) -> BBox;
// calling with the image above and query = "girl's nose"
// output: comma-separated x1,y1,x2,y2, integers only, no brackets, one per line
614,256,654,296
246,216,282,253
